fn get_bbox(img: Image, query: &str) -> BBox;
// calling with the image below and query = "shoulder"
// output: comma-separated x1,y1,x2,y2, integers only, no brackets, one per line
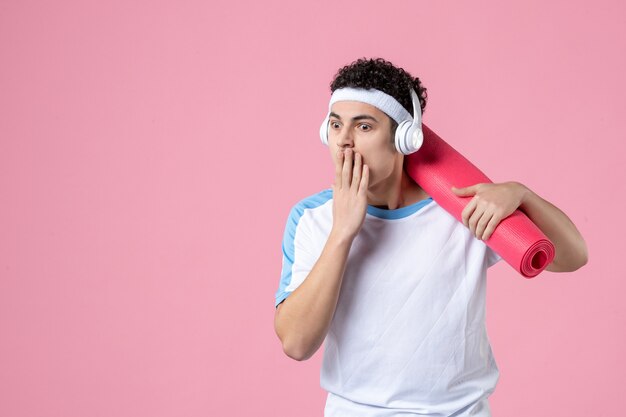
287,188,333,221
282,188,333,245
293,188,333,209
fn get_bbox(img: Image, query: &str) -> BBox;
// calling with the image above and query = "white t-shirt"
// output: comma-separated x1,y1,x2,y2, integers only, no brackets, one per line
275,189,502,417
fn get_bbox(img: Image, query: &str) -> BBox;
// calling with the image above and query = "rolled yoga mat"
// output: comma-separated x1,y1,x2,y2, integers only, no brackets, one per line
405,124,555,278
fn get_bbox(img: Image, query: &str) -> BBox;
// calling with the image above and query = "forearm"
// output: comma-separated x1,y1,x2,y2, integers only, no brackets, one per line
517,182,588,271
274,231,353,361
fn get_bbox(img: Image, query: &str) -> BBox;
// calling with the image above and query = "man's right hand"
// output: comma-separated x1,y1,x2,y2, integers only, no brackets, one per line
275,147,369,361
330,148,369,241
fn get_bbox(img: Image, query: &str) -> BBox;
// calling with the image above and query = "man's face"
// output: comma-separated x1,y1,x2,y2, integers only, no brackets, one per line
328,101,399,188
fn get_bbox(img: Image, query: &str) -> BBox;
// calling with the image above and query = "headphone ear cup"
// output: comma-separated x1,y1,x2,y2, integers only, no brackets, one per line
411,127,424,152
395,120,424,155
320,114,330,145
394,89,424,155
395,120,412,154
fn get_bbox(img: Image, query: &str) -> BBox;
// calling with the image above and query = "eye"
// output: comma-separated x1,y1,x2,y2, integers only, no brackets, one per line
330,121,341,129
358,123,372,131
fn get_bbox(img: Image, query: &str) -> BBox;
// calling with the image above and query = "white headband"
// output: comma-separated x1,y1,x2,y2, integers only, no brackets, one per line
328,87,412,124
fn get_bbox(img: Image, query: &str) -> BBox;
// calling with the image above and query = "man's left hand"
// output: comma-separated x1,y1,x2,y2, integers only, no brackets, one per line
451,181,529,241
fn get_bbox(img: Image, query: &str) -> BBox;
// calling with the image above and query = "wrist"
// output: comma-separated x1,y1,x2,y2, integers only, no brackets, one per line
328,229,356,247
515,182,533,211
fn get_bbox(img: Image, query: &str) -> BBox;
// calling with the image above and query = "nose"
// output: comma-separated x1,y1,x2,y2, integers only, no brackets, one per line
335,126,354,149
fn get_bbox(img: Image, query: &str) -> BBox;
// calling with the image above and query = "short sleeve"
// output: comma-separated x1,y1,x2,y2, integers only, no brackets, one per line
274,191,332,307
275,205,301,308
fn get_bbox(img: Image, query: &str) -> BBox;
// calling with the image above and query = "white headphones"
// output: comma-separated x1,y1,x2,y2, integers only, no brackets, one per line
319,88,424,155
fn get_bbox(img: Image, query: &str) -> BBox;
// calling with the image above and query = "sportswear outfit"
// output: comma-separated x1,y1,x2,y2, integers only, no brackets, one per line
275,189,503,417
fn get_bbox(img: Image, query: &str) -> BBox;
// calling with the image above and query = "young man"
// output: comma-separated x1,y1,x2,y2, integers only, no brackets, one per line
273,58,587,416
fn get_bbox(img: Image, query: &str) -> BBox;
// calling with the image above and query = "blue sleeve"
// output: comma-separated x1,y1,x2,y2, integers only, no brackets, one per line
274,204,302,308
274,189,333,308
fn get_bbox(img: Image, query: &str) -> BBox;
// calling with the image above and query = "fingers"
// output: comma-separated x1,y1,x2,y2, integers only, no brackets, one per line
341,149,353,188
334,149,366,191
468,205,502,240
461,197,478,228
474,212,491,240
358,164,369,195
334,150,343,189
481,216,500,241
456,183,508,240
351,152,362,191
463,197,487,239
332,149,369,198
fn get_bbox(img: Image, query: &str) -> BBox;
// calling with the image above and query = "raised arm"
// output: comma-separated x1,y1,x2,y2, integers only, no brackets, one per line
451,181,588,272
274,149,369,361
274,231,353,361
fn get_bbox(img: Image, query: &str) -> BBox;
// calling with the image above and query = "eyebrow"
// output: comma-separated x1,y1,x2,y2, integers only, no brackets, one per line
329,112,379,123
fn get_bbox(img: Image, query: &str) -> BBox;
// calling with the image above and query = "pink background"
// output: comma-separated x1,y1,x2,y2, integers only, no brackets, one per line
1,0,624,415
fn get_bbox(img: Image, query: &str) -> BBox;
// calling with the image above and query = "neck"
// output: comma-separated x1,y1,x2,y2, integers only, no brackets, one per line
366,158,429,210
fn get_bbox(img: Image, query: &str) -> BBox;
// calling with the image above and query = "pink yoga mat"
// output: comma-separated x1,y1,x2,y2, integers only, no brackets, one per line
405,124,555,278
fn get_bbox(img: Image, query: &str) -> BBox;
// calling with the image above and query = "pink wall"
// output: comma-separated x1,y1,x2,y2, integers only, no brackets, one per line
1,0,624,415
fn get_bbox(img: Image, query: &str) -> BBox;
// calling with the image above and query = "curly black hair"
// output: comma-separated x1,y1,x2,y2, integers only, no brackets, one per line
330,57,428,120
